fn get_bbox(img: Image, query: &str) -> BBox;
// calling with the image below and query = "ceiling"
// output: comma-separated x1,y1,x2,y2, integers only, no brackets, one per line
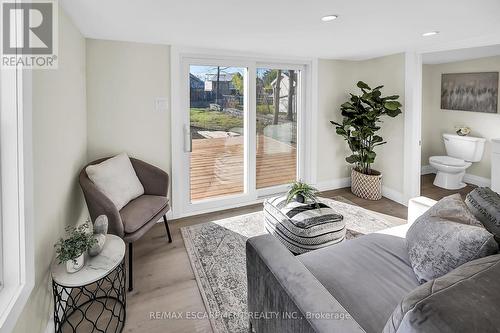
60,0,500,60
423,44,500,64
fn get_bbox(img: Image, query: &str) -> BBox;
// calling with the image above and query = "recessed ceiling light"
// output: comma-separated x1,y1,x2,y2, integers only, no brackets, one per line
321,15,338,22
422,31,439,37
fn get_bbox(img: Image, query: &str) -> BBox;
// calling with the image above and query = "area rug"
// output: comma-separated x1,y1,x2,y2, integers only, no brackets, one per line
180,196,405,333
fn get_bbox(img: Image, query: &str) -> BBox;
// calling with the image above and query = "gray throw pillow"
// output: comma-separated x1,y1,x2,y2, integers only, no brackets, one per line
465,187,500,242
383,254,500,333
406,194,498,284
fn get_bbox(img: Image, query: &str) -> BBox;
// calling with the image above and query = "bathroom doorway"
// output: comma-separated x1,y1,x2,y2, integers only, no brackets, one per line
419,45,500,199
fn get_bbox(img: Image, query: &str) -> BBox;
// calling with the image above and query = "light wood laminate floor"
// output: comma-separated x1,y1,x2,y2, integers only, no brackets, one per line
124,176,473,333
420,174,476,201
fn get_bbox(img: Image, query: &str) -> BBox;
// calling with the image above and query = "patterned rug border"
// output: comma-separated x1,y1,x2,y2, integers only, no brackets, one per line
181,227,228,333
180,196,403,333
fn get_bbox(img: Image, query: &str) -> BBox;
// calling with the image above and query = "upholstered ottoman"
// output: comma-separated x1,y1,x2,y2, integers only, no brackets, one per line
263,196,345,254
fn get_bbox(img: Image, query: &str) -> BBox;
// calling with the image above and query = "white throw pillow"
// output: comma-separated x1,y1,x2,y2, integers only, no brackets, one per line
86,153,144,211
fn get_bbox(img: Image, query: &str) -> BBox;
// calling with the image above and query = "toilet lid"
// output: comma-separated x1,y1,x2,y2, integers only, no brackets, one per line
430,156,467,167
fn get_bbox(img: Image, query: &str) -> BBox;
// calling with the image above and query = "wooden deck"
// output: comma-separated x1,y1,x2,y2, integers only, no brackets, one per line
190,135,296,201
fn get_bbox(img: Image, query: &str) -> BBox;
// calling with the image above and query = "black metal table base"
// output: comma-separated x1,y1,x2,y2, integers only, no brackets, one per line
52,260,126,333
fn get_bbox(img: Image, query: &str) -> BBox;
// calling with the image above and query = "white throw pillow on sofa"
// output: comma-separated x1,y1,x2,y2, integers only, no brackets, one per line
86,153,144,211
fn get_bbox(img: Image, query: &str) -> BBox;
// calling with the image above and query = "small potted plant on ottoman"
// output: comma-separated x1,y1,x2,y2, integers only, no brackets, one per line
54,222,96,273
331,81,402,200
286,181,319,204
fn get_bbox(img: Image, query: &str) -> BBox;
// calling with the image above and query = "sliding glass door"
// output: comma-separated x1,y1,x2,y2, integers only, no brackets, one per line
256,68,298,189
189,65,246,201
177,57,305,215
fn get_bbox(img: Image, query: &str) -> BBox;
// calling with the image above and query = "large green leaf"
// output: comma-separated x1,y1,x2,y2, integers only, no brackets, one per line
357,81,371,90
366,151,376,159
336,128,347,136
341,102,355,109
346,154,360,164
386,108,402,117
384,100,402,111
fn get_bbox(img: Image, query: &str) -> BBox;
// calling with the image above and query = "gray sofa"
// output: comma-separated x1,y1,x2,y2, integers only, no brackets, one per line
246,197,500,333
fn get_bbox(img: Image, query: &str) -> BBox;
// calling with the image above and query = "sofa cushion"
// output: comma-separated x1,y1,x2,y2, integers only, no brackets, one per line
298,233,419,333
406,194,498,284
465,187,500,241
86,153,145,210
383,254,500,333
120,195,168,233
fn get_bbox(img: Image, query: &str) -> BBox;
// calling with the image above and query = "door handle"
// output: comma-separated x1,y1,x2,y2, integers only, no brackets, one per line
184,125,192,153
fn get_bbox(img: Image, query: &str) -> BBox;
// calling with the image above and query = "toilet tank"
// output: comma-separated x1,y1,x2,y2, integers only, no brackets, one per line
443,133,486,162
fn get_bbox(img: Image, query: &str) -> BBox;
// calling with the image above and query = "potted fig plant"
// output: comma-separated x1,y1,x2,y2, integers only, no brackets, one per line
54,222,96,273
286,181,319,204
331,81,402,200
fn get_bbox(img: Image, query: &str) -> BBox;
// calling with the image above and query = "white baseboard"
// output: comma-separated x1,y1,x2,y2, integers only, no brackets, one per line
463,173,491,187
421,165,491,187
421,164,435,175
315,177,406,206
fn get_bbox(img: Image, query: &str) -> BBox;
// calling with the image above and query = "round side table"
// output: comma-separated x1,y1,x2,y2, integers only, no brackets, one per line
51,235,126,333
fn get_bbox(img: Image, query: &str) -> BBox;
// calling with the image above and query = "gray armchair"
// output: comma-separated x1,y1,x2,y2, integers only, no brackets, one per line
79,157,171,291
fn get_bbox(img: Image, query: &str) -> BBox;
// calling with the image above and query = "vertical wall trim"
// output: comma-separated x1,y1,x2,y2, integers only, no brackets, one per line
403,51,423,204
308,58,319,185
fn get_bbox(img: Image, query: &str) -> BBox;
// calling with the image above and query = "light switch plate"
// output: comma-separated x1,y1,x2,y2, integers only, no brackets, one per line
155,97,168,112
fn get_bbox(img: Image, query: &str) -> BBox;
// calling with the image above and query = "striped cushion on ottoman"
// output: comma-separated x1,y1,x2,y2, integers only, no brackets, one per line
263,196,345,254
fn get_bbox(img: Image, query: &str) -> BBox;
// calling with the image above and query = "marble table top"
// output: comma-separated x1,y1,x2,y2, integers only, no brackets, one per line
51,234,125,287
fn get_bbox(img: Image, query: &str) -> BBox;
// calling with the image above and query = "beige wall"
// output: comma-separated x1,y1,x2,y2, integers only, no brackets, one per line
317,59,357,182
422,56,500,179
86,40,171,181
85,44,404,198
317,54,406,194
13,6,88,333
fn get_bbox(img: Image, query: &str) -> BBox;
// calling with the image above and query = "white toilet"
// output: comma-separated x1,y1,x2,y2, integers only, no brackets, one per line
429,133,486,190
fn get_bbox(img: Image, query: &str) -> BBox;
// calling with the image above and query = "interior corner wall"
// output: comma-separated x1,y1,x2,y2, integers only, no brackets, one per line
317,53,406,196
85,40,171,187
12,5,88,333
316,59,357,183
422,56,500,180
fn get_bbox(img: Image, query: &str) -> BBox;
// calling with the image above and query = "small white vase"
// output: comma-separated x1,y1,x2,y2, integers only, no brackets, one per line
66,253,85,273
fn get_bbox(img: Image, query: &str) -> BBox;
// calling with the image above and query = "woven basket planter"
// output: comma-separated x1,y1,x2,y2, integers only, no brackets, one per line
351,168,382,200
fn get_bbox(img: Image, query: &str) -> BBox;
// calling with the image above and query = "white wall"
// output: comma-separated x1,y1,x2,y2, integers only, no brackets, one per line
86,40,171,182
422,56,500,179
13,6,88,333
317,54,406,197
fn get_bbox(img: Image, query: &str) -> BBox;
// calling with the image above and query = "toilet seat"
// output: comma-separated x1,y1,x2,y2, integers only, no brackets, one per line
429,156,467,167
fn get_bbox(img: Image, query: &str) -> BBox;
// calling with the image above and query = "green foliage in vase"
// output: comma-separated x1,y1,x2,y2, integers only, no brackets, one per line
330,81,402,175
54,222,97,264
286,181,319,204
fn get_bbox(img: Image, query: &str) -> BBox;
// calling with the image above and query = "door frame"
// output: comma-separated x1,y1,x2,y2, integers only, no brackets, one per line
403,35,500,204
170,47,314,218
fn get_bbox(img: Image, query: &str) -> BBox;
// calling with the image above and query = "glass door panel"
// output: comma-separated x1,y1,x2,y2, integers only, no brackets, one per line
189,65,246,201
255,68,298,189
